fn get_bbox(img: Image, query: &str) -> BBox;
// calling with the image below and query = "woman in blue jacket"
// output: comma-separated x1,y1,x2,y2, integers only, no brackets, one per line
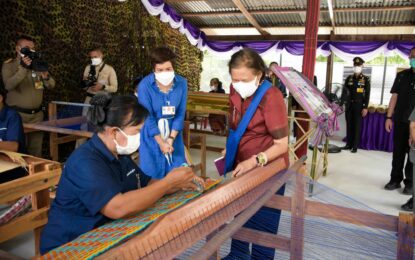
138,47,187,179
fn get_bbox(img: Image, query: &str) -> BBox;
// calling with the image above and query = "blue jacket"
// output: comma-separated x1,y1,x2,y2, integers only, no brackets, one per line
137,73,187,179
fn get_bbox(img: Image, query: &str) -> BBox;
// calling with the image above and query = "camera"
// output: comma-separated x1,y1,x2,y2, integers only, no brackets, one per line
80,76,97,89
80,65,97,89
20,47,49,71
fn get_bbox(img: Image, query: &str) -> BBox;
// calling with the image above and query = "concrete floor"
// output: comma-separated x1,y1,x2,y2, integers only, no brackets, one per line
0,135,411,258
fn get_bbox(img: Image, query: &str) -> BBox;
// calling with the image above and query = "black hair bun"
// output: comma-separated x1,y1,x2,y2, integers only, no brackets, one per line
87,93,111,126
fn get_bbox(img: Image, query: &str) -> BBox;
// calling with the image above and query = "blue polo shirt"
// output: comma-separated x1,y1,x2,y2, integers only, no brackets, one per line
0,106,26,153
40,134,151,254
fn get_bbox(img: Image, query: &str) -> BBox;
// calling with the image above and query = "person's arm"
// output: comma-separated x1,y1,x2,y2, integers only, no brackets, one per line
410,122,415,145
0,141,18,152
361,77,370,117
42,72,55,89
2,62,28,91
101,167,196,219
138,80,161,138
233,89,289,177
363,77,371,109
171,80,188,133
138,79,172,153
1,112,25,152
385,94,398,132
104,67,118,93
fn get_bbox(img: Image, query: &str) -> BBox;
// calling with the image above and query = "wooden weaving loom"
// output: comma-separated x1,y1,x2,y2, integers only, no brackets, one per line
94,157,303,259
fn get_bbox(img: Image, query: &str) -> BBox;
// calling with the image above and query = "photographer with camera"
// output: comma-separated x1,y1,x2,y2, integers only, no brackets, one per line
76,47,117,147
82,47,117,98
1,35,55,157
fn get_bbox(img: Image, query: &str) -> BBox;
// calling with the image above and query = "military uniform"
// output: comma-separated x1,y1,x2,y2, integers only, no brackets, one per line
2,58,55,157
343,57,371,152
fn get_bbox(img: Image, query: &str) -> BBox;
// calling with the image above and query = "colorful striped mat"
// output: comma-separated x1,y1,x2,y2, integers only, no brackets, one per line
41,179,221,259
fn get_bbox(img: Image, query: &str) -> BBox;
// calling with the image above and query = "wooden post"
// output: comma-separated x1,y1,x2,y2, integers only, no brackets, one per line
290,172,305,259
48,103,59,161
397,213,414,260
325,31,335,93
295,0,321,158
323,138,329,176
200,134,207,179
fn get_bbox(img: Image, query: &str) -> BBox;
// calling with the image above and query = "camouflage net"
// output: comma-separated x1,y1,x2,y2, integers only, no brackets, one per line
0,0,203,102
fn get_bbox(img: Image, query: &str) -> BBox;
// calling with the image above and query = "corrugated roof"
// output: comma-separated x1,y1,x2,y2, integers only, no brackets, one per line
167,0,415,35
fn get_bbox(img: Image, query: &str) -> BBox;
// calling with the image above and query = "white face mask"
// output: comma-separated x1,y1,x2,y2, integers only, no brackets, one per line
91,57,102,66
353,66,362,74
155,71,175,86
232,76,258,99
114,128,140,155
210,85,217,91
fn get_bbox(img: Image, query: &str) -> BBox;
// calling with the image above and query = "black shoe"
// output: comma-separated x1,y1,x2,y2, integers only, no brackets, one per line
401,198,413,211
351,148,357,153
403,186,413,195
384,181,401,190
341,145,351,150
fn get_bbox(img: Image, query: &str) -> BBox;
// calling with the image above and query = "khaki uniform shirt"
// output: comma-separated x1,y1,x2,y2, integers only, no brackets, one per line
2,58,56,109
83,62,117,95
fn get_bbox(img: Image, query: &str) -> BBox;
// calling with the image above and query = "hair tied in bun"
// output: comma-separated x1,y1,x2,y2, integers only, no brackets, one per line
87,93,111,126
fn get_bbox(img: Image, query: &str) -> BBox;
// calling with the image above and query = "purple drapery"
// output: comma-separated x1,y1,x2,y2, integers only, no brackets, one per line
345,112,394,152
329,41,387,54
142,0,415,57
387,41,415,55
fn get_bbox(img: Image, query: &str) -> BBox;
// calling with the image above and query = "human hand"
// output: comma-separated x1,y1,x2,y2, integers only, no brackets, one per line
221,149,226,157
21,56,32,66
159,141,174,154
164,167,197,193
385,119,393,133
182,175,206,192
361,109,368,117
90,83,104,92
167,137,174,147
40,71,49,79
232,156,257,178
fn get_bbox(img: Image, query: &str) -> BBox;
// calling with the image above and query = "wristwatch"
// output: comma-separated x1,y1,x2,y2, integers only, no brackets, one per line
386,116,392,120
256,152,268,167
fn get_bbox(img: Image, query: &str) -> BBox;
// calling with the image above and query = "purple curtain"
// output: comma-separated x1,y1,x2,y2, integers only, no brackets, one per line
329,41,387,54
345,112,394,152
387,41,415,56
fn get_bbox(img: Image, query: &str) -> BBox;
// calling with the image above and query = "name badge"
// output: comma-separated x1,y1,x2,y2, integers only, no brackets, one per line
356,88,364,93
162,106,176,116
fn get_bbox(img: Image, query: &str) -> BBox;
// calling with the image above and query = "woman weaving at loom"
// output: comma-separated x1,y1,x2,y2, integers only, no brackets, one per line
40,94,204,254
138,47,188,179
223,48,289,260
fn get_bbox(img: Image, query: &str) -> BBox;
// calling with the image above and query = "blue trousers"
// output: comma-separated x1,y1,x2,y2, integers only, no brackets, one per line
224,185,286,260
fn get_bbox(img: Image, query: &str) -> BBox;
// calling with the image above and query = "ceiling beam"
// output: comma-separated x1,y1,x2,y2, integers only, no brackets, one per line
205,34,415,42
327,0,336,31
181,5,415,17
231,0,270,36
199,23,415,29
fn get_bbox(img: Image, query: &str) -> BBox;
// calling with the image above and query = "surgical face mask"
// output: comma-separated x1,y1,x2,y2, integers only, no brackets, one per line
210,85,217,91
91,57,102,66
410,58,415,68
114,128,140,155
353,66,362,74
155,71,175,86
232,76,258,99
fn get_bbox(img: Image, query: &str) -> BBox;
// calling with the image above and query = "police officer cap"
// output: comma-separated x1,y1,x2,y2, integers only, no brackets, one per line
353,57,364,66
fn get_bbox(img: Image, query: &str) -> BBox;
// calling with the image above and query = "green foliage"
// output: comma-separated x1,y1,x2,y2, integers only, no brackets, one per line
0,0,203,102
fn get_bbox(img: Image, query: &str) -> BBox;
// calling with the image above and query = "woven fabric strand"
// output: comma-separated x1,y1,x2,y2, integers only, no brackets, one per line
41,179,221,259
